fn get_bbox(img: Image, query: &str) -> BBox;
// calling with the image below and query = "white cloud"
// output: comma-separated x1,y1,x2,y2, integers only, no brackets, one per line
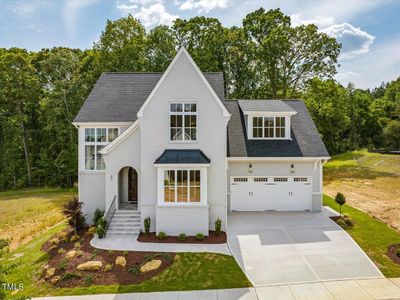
117,0,178,27
9,2,35,15
323,23,375,59
179,0,233,13
290,14,334,28
63,0,98,39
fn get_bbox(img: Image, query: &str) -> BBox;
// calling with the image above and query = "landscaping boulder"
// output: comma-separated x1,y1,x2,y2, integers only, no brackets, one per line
77,261,102,271
140,259,162,273
45,267,56,279
50,276,61,284
66,250,77,259
115,256,126,267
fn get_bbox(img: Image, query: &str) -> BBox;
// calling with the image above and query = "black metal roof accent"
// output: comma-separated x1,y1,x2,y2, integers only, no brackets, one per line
155,149,211,164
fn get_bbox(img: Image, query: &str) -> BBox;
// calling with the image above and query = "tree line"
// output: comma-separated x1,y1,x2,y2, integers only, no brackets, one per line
0,8,399,190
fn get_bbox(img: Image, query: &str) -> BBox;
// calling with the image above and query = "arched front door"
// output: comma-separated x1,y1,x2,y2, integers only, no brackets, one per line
118,167,138,210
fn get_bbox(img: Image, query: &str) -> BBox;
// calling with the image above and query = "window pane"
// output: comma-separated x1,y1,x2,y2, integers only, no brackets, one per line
170,103,177,112
176,115,182,127
170,115,177,127
276,127,285,138
265,127,274,138
190,170,200,186
96,145,105,170
191,103,197,112
164,170,175,202
184,115,190,127
176,104,183,112
264,117,274,127
108,128,118,142
190,129,196,140
177,170,188,202
184,103,192,112
96,128,106,142
253,117,262,127
190,115,196,127
85,128,95,142
85,145,95,170
253,128,262,138
190,187,200,202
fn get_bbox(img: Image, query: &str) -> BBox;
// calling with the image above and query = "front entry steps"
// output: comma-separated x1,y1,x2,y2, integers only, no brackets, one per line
106,210,141,238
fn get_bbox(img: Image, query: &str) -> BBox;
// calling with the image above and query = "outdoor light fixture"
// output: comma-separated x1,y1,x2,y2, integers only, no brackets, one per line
110,175,113,180
249,163,253,173
290,164,295,173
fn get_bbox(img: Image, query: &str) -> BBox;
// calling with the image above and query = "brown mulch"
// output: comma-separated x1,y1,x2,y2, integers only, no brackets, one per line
41,228,175,288
329,216,341,222
137,231,227,244
387,244,400,264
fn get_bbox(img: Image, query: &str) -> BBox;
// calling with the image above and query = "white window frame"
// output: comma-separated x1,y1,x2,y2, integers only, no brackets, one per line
83,127,120,171
157,166,208,206
169,102,198,143
247,114,291,140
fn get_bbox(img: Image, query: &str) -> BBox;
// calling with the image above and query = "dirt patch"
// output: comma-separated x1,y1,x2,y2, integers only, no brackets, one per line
387,244,400,264
41,228,175,287
138,231,226,244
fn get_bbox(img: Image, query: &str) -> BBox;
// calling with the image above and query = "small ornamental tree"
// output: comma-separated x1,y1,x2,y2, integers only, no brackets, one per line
63,197,86,233
335,192,346,216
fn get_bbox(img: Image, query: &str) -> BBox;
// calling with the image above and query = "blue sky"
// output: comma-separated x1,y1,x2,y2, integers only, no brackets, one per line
1,0,399,89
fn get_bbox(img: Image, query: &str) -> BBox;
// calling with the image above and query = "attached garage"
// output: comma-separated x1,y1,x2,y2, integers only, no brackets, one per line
230,176,312,211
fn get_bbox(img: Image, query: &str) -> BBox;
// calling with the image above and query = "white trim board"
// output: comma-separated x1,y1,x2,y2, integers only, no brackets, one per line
100,121,139,154
137,47,231,119
227,157,331,162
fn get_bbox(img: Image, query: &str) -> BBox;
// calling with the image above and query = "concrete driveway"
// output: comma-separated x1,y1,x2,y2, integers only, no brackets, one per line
227,211,382,287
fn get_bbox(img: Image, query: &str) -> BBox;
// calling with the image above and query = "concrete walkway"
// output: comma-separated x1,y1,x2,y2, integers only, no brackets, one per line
35,278,400,300
227,211,382,286
91,236,231,255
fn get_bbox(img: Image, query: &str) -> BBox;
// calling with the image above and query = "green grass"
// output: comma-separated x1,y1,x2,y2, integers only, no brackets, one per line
2,225,251,298
0,187,77,250
324,194,400,277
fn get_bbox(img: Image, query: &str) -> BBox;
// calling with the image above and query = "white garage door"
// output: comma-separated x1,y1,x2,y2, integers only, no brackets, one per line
230,176,311,211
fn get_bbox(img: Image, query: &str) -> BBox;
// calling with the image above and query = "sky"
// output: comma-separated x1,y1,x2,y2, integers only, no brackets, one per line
1,0,399,89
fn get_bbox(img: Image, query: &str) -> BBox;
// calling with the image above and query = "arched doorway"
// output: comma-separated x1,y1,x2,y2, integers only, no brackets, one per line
118,167,138,210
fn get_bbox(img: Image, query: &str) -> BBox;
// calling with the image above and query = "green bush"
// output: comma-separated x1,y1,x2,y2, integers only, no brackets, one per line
57,248,65,254
60,272,82,282
343,215,355,227
128,265,140,276
178,233,186,241
96,217,107,239
215,218,222,234
93,208,105,226
57,258,68,271
63,197,86,233
84,274,94,286
336,218,347,228
105,263,113,272
123,250,129,256
195,233,204,241
74,242,81,249
0,239,10,250
144,217,151,234
157,232,167,240
335,192,346,216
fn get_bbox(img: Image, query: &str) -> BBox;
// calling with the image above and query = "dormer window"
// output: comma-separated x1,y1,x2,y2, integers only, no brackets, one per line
252,116,287,139
170,103,197,141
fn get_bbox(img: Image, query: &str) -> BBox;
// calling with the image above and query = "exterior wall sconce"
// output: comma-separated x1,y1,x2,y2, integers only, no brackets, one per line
249,163,253,173
110,175,113,180
290,164,295,173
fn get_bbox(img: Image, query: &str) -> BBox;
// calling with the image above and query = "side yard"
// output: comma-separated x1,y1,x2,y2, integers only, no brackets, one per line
0,188,77,250
324,194,400,277
324,149,400,231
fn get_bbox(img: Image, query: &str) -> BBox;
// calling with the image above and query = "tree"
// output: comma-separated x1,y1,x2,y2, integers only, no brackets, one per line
63,198,86,233
146,25,177,71
335,192,346,216
383,120,400,149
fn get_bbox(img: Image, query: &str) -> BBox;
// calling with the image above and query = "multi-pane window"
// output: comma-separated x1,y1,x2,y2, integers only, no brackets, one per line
163,170,201,203
84,128,119,170
251,116,286,139
170,103,197,141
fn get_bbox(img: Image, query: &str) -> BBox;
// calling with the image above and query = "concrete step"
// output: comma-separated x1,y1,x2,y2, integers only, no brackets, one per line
107,228,140,234
115,210,140,214
108,225,141,230
106,232,139,238
110,219,141,224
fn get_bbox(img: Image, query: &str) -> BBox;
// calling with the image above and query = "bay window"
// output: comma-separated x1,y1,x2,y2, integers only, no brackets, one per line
84,128,119,170
170,103,197,141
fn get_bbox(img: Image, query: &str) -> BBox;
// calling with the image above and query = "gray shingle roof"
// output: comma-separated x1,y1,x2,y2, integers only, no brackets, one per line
155,149,211,164
224,100,329,157
74,72,225,123
238,100,296,113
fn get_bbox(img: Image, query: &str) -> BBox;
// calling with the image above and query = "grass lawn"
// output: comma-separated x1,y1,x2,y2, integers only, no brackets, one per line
0,188,77,250
2,224,250,298
324,149,400,231
324,194,400,277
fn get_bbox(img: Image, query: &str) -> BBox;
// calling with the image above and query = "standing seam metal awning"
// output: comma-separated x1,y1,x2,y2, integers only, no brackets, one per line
154,149,211,164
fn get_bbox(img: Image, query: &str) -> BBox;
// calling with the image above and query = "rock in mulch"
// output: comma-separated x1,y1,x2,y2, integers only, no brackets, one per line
45,268,56,279
65,250,76,259
115,256,126,267
76,261,102,271
140,259,162,273
50,276,61,284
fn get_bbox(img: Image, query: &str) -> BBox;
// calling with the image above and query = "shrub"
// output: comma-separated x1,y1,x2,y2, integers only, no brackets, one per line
87,226,97,235
157,232,167,240
76,250,83,257
178,233,186,241
144,217,151,234
336,218,347,228
108,250,114,256
343,215,355,227
49,238,60,246
90,249,98,260
57,258,68,271
195,233,204,241
63,197,86,233
123,250,129,256
57,248,65,255
93,208,105,226
60,272,82,282
0,239,10,250
335,192,346,216
96,217,107,239
74,242,81,249
105,263,113,272
84,274,94,286
215,218,222,235
70,235,80,242
128,265,140,276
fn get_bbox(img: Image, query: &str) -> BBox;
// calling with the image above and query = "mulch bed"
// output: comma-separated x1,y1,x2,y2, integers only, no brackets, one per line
387,244,400,264
41,228,175,288
137,231,226,244
329,216,341,222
